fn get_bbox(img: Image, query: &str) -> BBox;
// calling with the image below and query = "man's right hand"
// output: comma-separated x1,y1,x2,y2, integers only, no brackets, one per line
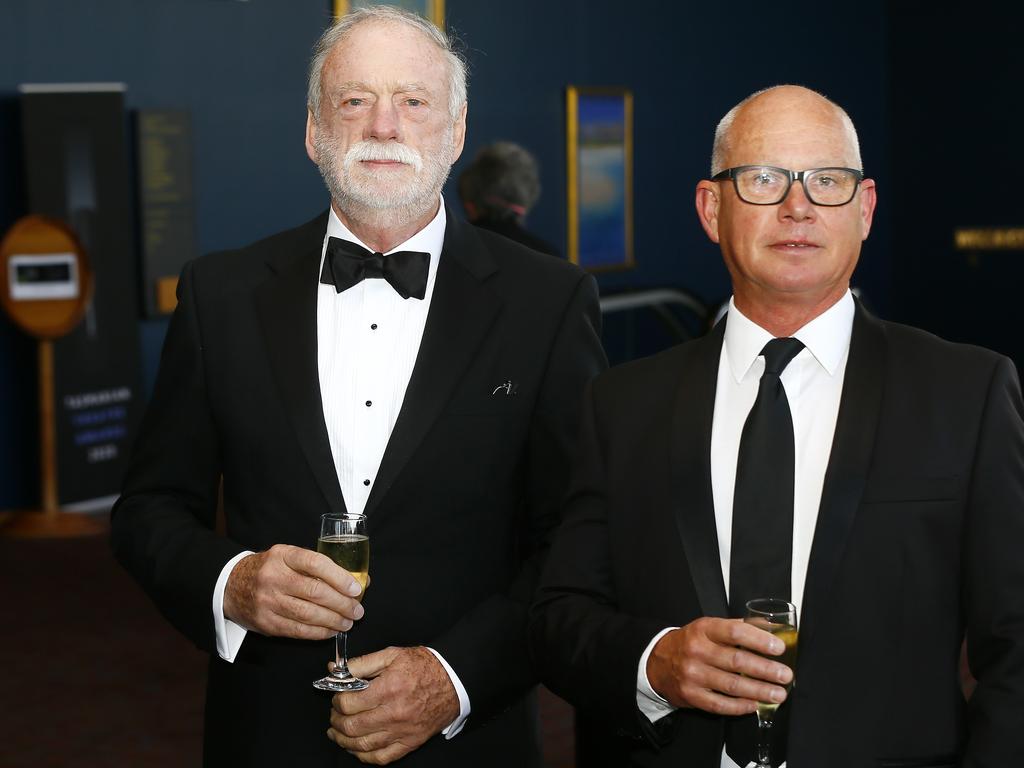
646,617,792,716
223,544,364,640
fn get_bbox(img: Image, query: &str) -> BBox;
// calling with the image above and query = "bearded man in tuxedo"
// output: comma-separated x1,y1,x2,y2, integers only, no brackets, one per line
112,7,605,767
531,85,1024,767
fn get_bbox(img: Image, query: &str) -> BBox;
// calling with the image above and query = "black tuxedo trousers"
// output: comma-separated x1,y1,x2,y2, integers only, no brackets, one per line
112,209,607,767
531,305,1024,767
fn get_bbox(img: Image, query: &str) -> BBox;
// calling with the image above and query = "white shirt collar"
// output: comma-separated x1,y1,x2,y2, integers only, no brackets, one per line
724,290,855,383
323,195,447,260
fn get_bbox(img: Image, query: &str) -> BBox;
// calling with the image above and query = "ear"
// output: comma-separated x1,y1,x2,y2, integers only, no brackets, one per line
450,102,468,164
305,109,319,164
695,180,721,244
858,178,878,241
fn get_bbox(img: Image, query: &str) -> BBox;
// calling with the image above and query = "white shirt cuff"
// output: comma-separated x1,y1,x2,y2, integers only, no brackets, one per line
424,647,471,738
720,746,782,768
636,627,679,723
213,550,255,662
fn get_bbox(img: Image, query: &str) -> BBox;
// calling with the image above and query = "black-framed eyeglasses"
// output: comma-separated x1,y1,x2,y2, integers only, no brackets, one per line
711,165,865,206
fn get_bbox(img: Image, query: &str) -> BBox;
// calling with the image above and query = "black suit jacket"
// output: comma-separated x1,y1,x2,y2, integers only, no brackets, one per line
530,303,1024,767
111,208,606,767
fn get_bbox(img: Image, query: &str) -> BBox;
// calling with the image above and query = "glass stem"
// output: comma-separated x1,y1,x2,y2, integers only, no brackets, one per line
333,631,351,679
755,710,773,767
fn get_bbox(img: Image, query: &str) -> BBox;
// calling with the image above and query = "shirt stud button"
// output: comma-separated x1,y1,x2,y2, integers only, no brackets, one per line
363,479,370,486
370,323,378,330
365,400,372,407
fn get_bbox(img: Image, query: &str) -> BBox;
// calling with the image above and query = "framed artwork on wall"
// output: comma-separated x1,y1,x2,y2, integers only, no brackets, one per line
333,0,444,25
566,86,634,271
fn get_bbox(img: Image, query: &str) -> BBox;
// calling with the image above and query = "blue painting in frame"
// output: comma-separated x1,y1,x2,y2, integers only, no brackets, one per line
566,87,634,271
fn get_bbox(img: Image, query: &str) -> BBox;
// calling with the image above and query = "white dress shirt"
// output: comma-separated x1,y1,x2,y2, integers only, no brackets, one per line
636,291,855,768
212,197,471,738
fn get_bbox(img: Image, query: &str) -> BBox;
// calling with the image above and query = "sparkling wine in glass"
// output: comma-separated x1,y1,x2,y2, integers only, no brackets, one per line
312,513,369,692
744,598,798,768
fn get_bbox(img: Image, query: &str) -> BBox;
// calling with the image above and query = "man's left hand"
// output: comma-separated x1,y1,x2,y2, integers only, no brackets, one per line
327,646,460,765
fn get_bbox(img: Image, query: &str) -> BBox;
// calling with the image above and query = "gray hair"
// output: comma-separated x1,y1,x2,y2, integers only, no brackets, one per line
307,5,468,122
710,85,862,176
458,142,541,219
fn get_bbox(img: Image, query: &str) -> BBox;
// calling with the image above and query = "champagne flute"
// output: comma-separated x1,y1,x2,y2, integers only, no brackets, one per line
313,513,370,692
744,598,798,768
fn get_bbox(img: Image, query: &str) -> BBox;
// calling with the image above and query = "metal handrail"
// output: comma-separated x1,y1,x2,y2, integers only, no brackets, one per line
599,288,707,318
598,287,711,352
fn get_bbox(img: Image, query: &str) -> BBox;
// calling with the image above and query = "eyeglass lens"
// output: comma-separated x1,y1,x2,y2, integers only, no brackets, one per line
734,167,859,205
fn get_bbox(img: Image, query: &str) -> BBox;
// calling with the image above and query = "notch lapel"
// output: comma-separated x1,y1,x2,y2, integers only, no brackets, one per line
799,302,886,643
670,319,730,619
363,210,500,515
254,214,347,518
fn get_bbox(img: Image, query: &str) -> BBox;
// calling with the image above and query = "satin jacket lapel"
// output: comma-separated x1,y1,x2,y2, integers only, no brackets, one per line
254,213,347,517
364,209,500,516
670,318,729,619
800,302,886,642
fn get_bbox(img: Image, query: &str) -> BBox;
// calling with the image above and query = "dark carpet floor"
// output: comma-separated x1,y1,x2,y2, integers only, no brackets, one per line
0,516,575,768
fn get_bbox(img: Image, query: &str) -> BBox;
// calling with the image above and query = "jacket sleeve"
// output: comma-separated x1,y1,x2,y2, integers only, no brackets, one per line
528,376,670,737
963,355,1024,764
110,260,244,654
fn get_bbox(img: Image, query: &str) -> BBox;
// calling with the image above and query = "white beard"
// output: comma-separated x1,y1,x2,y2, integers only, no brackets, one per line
314,126,456,232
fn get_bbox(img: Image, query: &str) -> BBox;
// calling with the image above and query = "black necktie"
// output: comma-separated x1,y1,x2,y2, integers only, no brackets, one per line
320,236,430,300
726,336,803,768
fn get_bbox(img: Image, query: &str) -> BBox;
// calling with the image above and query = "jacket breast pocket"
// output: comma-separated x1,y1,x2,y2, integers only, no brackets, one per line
861,474,960,504
445,388,534,416
877,758,958,768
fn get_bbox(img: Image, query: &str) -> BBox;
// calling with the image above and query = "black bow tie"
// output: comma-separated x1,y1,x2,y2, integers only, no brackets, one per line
320,236,430,300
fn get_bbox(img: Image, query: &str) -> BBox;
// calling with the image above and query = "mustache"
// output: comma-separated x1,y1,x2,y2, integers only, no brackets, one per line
343,140,423,173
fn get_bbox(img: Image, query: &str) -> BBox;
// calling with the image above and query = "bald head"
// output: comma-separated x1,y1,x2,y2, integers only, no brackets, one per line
694,84,877,336
710,86,862,176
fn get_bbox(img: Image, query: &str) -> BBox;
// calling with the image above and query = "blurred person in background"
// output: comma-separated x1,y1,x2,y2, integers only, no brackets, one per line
459,141,560,257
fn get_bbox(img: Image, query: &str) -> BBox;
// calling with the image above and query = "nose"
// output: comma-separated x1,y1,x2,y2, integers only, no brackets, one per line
778,179,816,222
366,99,401,143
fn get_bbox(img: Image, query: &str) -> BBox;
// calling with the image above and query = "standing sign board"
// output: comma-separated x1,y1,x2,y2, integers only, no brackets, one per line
0,215,102,535
15,84,143,513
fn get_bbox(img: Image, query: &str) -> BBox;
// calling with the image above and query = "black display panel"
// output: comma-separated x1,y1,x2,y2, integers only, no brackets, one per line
20,84,143,509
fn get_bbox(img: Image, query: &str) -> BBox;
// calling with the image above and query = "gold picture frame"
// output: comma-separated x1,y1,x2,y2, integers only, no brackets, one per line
333,0,445,25
566,86,634,271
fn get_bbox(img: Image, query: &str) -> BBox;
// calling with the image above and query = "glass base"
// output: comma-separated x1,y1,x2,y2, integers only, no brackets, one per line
313,673,369,692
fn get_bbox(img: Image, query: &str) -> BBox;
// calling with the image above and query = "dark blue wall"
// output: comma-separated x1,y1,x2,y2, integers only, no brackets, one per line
0,0,892,508
451,0,892,310
887,4,1024,365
